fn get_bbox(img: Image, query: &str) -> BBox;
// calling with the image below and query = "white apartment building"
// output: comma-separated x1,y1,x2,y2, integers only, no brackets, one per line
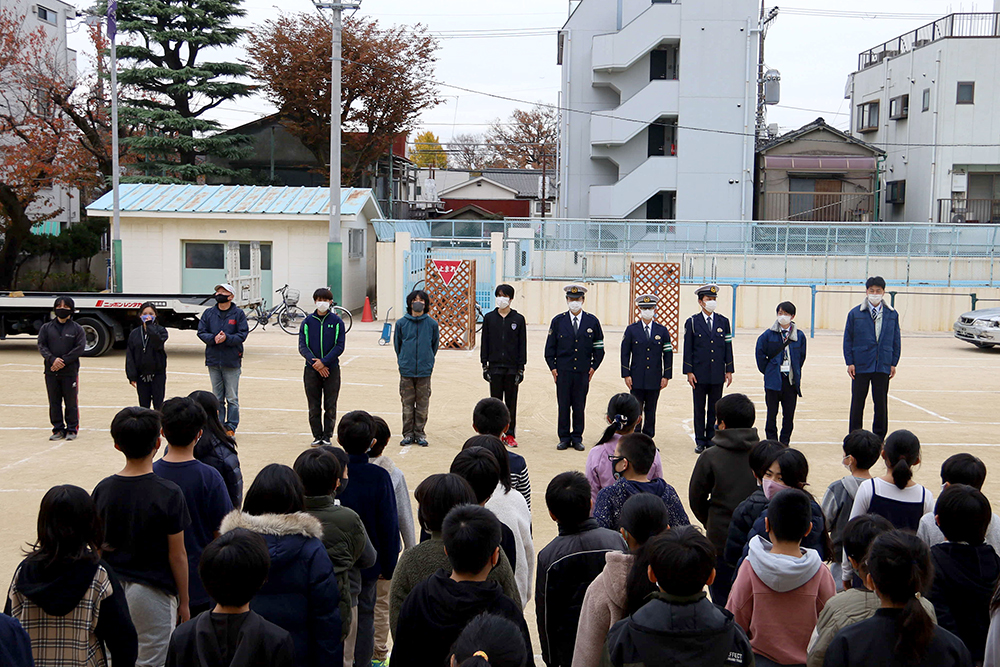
557,0,760,221
0,0,79,234
847,8,1000,224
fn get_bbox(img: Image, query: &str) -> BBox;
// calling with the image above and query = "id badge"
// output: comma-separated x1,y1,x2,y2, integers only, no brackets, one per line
780,360,791,374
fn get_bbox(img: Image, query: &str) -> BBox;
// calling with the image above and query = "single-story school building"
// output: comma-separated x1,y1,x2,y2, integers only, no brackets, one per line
87,184,383,312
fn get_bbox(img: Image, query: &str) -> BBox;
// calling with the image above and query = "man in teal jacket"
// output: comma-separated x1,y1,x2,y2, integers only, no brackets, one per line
298,287,347,446
394,290,439,446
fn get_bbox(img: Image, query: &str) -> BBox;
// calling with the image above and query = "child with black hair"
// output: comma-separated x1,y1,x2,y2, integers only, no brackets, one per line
806,514,937,667
166,528,295,667
480,283,528,448
755,301,807,444
219,463,343,666
918,453,1000,553
593,433,688,531
389,474,520,638
189,390,243,509
585,394,664,505
603,525,754,667
298,286,347,446
928,484,1000,664
125,301,169,409
92,406,191,666
535,471,626,667
450,448,520,572
727,488,836,666
335,410,399,667
6,485,137,666
473,397,532,510
154,396,234,617
573,493,669,667
293,448,371,662
821,429,881,588
723,440,788,580
824,530,972,667
391,504,534,667
688,392,761,605
449,613,528,667
394,289,439,446
37,295,86,440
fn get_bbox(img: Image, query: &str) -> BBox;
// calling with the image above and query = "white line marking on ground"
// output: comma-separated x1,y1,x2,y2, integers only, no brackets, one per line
0,366,382,387
889,395,955,422
0,442,66,472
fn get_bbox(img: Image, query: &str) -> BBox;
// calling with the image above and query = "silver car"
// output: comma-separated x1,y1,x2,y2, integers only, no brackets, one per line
954,307,1000,348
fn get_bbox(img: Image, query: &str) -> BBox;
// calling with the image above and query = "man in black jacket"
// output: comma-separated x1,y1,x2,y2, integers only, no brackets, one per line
391,504,534,667
37,296,86,441
481,284,527,447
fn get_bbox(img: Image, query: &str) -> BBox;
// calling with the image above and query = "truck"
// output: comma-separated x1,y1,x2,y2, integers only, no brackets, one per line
0,291,215,357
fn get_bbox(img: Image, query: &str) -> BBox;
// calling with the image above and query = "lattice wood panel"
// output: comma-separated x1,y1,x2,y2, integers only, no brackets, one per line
630,262,681,348
425,259,477,350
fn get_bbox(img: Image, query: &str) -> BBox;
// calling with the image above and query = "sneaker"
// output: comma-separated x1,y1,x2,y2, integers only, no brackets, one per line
415,437,429,447
226,430,236,438
65,432,77,441
572,441,585,451
310,439,323,447
556,440,570,451
694,441,707,454
49,431,65,441
505,435,519,448
400,436,414,446
321,439,332,447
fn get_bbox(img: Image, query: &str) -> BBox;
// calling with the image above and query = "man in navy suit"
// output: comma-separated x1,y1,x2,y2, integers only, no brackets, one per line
683,284,734,454
621,294,672,438
545,284,605,451
844,276,901,439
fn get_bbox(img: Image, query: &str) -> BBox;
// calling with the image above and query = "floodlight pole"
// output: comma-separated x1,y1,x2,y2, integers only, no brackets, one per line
312,0,360,305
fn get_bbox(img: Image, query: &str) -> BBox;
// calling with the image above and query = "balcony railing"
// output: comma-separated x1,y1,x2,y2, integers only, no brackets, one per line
858,13,1000,70
761,191,876,222
938,198,1000,224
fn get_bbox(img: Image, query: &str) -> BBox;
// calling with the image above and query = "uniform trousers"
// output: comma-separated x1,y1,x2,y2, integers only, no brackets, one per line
489,370,519,437
849,371,890,440
304,364,341,441
135,374,166,411
556,371,590,443
45,374,79,434
630,387,661,438
692,382,724,448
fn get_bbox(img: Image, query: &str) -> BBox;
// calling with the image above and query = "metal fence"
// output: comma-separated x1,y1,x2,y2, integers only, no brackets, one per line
402,241,497,311
858,12,1000,70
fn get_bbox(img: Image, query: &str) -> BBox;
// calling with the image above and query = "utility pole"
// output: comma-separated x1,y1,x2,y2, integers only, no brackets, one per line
311,0,361,304
755,2,779,146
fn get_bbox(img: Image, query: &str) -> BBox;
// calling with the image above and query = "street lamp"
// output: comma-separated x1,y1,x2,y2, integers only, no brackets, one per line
311,0,361,305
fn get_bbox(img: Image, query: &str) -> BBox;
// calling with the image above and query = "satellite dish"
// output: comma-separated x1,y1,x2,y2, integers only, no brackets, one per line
951,213,967,224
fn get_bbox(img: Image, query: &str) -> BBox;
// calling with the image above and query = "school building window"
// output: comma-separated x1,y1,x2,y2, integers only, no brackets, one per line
185,243,224,269
37,6,57,24
957,82,975,105
922,88,930,112
348,228,364,258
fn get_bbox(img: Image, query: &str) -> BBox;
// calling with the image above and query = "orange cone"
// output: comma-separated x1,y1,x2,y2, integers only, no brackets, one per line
362,297,374,322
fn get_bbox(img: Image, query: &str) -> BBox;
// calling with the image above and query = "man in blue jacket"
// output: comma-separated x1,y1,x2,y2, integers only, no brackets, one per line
755,301,807,444
844,276,901,440
298,287,347,446
394,290,439,446
621,293,672,438
197,283,249,435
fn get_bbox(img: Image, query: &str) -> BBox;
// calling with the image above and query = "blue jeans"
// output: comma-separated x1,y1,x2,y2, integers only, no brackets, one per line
208,366,241,431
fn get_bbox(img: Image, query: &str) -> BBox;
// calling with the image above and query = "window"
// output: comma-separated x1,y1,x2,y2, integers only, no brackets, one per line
534,201,552,215
647,118,678,157
645,191,676,221
37,6,57,24
238,243,272,271
857,101,879,132
889,95,908,120
957,82,975,104
886,180,906,204
185,243,225,269
348,228,364,259
922,88,930,112
649,45,679,81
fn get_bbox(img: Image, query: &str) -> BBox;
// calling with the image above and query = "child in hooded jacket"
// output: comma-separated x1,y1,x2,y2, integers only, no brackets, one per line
585,394,663,506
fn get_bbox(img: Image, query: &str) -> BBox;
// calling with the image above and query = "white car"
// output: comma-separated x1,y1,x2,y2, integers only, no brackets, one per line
954,307,1000,349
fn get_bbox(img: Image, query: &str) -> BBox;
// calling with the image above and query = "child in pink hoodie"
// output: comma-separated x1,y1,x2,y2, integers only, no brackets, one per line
585,394,663,505
727,488,836,667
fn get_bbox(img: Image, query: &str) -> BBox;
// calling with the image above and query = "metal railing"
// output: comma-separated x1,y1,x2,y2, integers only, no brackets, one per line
938,198,1000,224
858,13,1000,70
761,191,875,222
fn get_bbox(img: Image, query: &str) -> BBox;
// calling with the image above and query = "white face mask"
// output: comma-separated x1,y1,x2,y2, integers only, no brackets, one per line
703,300,717,313
868,293,883,306
568,300,583,314
639,309,654,322
316,301,331,313
777,314,792,327
495,297,511,309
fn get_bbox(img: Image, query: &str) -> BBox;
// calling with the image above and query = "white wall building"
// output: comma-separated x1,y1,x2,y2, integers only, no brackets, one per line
557,0,759,221
847,11,1000,224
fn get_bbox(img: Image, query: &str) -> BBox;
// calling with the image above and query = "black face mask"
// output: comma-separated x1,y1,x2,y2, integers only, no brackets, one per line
336,477,349,496
411,301,425,314
215,294,230,304
54,308,72,319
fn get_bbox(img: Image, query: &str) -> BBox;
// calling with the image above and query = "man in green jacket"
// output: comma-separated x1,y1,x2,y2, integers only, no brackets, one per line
393,290,440,447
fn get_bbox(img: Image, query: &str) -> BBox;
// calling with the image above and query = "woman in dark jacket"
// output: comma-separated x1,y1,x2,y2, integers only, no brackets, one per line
219,464,342,667
125,302,169,410
190,390,243,508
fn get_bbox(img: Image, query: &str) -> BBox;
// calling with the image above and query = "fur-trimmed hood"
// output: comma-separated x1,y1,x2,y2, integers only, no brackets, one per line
219,510,324,540
768,320,800,340
858,299,893,312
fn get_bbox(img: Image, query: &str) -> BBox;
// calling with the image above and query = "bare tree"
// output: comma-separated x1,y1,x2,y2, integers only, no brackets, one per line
487,105,557,169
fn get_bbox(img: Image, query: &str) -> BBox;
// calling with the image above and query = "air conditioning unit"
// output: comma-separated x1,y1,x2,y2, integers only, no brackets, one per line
952,213,967,224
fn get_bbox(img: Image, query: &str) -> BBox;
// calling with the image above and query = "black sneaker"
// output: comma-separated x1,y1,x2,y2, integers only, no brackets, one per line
572,441,585,451
556,440,571,451
310,439,323,447
49,432,65,441
400,436,414,446
694,441,707,454
321,439,332,447
415,437,429,447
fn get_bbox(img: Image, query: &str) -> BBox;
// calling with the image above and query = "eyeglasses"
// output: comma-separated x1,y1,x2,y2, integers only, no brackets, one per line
608,454,627,466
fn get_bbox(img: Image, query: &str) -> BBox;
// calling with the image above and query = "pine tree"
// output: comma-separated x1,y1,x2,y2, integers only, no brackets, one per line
112,0,253,182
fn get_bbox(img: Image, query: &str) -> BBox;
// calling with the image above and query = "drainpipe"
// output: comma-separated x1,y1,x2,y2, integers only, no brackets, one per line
927,50,941,223
742,18,760,221
874,155,885,221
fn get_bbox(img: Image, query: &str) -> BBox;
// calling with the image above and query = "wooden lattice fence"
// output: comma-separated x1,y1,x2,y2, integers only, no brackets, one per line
630,262,681,348
425,259,476,350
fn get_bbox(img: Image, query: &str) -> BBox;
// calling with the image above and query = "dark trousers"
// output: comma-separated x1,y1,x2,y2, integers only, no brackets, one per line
710,556,735,607
45,374,79,434
136,374,166,410
692,383,724,448
630,387,661,437
489,371,519,436
556,371,590,443
764,375,799,444
304,364,341,441
354,577,378,666
850,372,890,439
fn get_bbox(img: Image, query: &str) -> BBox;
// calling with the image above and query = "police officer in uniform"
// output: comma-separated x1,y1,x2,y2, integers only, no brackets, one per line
683,284,734,454
621,294,672,438
545,284,605,451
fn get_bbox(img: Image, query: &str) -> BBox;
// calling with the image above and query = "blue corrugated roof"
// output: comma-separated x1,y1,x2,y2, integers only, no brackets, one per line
86,184,381,217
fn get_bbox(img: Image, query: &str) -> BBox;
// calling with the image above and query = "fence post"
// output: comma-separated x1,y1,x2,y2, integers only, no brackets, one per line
810,284,817,339
394,231,411,316
947,225,955,287
490,232,504,286
731,284,738,335
889,290,897,309
972,292,978,310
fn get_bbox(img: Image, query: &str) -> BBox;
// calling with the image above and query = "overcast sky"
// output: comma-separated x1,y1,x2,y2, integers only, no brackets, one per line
67,0,991,146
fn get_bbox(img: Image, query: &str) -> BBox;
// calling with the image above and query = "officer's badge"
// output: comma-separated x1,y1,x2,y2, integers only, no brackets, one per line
654,335,661,340
587,328,593,333
717,328,723,333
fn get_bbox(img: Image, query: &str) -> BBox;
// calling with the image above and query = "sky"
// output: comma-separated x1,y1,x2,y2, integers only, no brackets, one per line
65,0,995,146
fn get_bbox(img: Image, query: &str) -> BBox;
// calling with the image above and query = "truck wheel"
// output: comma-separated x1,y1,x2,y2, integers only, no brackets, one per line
77,317,113,357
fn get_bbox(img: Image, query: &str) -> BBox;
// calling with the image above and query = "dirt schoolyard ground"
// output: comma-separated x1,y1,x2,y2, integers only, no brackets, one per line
2,319,999,652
